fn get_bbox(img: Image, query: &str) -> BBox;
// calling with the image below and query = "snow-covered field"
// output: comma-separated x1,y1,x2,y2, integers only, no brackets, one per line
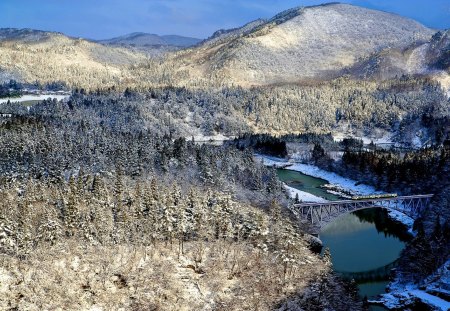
192,133,233,142
333,131,393,145
0,94,69,104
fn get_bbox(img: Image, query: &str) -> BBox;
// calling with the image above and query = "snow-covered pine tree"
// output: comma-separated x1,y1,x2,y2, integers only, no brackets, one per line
64,175,79,237
90,174,113,244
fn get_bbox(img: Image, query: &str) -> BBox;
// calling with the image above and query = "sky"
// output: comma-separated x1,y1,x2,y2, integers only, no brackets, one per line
0,0,449,40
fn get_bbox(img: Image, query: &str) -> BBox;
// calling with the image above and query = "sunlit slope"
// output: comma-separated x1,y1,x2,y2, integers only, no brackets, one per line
0,29,149,88
175,3,434,86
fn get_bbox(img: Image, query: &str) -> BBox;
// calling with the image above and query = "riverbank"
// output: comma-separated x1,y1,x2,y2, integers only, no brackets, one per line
259,154,410,309
378,260,450,311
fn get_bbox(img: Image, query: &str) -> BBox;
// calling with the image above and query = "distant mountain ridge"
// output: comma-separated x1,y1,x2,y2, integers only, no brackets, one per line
0,28,63,42
0,27,149,87
97,32,201,48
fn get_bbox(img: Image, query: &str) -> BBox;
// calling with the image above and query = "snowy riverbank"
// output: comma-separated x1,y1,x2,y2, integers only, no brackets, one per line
378,260,450,311
256,155,415,228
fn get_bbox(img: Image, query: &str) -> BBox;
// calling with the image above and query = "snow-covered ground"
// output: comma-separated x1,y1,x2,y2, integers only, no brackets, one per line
256,155,415,227
331,123,394,146
0,94,69,104
284,185,328,203
192,133,233,142
380,267,450,311
257,155,379,195
333,131,394,145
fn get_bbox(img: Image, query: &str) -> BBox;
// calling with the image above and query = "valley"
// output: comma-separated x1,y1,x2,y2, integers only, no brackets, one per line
0,2,448,311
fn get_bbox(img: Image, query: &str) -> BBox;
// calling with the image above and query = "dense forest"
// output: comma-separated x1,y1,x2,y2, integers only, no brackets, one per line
0,92,363,310
0,80,22,98
142,77,449,145
1,76,443,149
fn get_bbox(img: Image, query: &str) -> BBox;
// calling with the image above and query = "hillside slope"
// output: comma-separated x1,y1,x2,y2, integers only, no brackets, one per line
0,28,149,88
173,3,435,86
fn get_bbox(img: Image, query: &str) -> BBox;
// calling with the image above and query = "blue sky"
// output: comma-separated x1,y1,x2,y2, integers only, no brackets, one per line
0,0,449,39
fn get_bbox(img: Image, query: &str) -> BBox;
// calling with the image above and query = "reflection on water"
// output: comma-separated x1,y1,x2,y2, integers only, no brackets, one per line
320,213,405,273
320,212,374,235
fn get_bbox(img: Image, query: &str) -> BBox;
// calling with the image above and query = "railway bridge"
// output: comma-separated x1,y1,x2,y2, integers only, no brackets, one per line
293,194,434,230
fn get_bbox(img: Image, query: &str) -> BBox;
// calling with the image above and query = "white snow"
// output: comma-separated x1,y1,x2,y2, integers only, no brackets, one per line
256,155,328,203
386,209,415,233
257,155,380,196
286,162,380,195
381,259,450,310
0,94,69,104
382,281,450,311
284,184,328,203
332,128,393,145
191,133,234,142
256,155,292,168
409,290,450,310
412,135,423,148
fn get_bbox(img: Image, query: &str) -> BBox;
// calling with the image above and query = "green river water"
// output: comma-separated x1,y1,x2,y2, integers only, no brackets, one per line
277,169,410,310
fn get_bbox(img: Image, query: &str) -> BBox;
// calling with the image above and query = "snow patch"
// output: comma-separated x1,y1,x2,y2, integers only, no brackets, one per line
381,260,450,310
382,282,450,311
0,94,69,104
284,184,328,203
0,267,12,294
286,163,380,196
387,209,415,233
257,154,381,196
191,133,234,142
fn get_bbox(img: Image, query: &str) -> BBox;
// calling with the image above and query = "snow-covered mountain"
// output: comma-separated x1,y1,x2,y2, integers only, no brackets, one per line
173,3,436,86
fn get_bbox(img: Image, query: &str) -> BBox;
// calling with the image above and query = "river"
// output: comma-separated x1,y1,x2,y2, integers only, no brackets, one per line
277,168,411,310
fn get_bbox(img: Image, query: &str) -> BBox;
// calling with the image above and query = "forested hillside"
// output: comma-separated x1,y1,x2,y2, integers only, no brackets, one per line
0,93,362,310
0,29,149,88
121,77,448,144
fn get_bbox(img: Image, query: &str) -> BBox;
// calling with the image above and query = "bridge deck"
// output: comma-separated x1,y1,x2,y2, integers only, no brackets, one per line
293,194,434,229
295,194,434,207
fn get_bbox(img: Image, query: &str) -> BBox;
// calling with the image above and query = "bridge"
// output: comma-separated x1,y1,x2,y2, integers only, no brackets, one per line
293,194,434,230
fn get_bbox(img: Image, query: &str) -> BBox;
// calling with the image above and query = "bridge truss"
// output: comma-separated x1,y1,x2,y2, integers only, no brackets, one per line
293,194,434,229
